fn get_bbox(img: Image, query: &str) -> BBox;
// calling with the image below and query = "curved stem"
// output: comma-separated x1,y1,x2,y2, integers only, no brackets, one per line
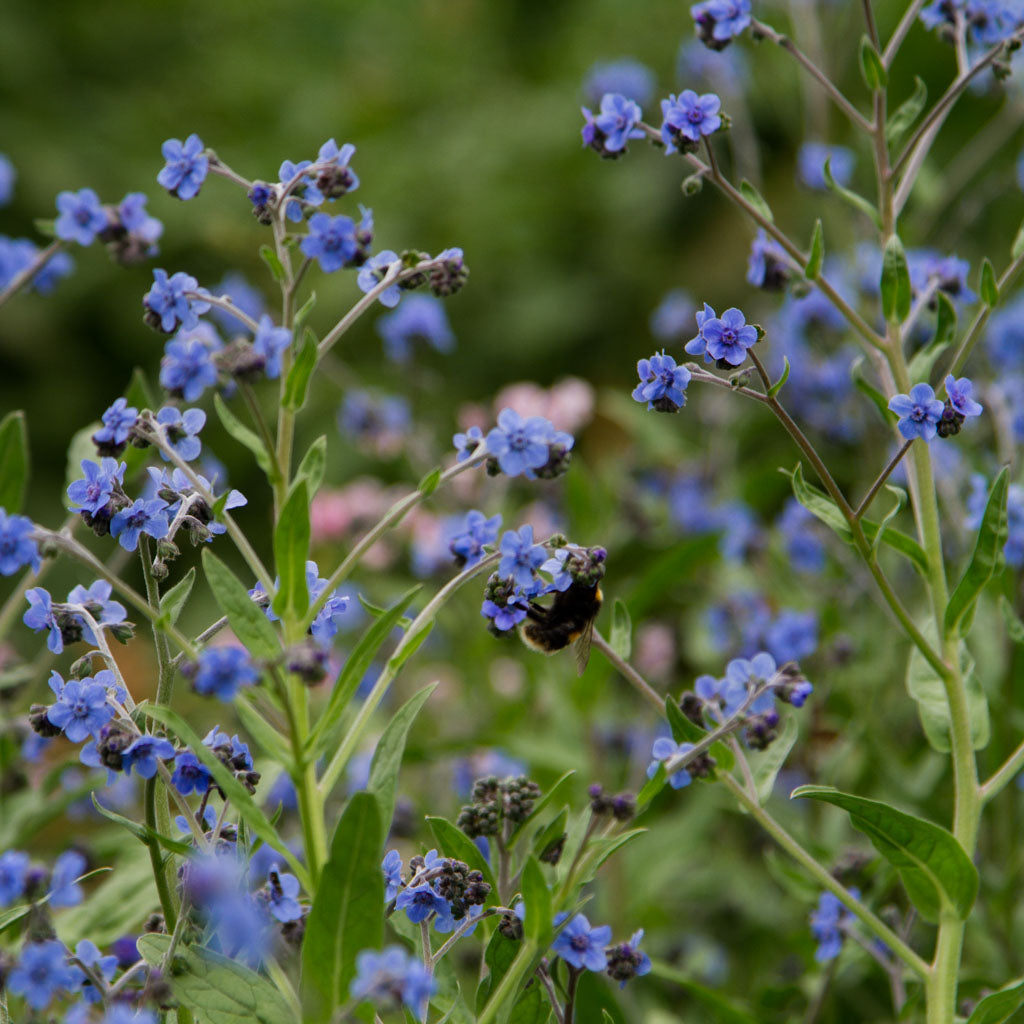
590,631,663,713
0,240,66,309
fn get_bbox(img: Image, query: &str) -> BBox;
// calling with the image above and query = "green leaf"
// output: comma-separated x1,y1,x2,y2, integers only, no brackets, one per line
870,485,908,560
908,292,957,383
980,257,1000,307
507,983,548,1024
507,770,576,847
478,929,522,1014
886,77,927,144
823,157,883,229
234,696,288,763
767,355,790,398
293,291,317,331
124,366,158,412
0,903,31,936
302,792,382,1024
791,785,979,921
272,479,310,620
664,696,734,772
907,618,989,752
859,35,888,89
945,467,1009,637
282,328,318,411
427,816,497,894
0,411,29,515
308,587,419,761
881,234,912,323
739,179,773,223
296,435,327,499
967,977,1024,1024
751,714,798,804
158,567,195,628
520,856,552,947
367,683,438,844
636,762,667,805
418,467,442,496
532,807,569,861
91,793,192,856
214,393,275,479
386,622,433,674
142,704,308,889
851,357,893,423
138,933,299,1024
259,244,286,283
202,549,280,659
999,595,1024,645
805,220,824,280
583,828,647,878
609,599,631,659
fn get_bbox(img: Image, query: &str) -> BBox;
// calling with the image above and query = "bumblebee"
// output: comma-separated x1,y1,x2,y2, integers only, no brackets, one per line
520,579,603,676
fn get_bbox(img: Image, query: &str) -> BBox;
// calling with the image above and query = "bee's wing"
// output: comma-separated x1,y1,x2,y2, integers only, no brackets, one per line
572,617,595,676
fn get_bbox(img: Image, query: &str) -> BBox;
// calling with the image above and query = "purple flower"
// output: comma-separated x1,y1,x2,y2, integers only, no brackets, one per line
632,351,691,411
660,90,722,150
357,250,402,307
24,587,63,652
691,0,752,48
945,375,983,419
144,269,210,334
117,192,164,249
92,398,139,454
160,328,221,401
552,913,613,972
155,406,206,461
498,525,547,587
67,458,125,516
46,678,113,742
188,646,259,701
7,940,79,1009
49,849,87,907
251,315,292,379
382,850,403,901
314,139,360,198
581,93,646,156
265,864,303,922
888,383,945,441
300,212,358,273
450,510,502,568
798,142,854,190
122,735,176,779
0,508,41,576
453,425,484,462
157,134,208,200
350,946,437,1021
110,497,170,551
747,229,791,290
684,302,717,362
55,188,108,246
0,850,29,906
646,736,695,789
702,307,758,365
485,408,554,477
396,883,449,924
278,159,322,222
376,294,455,362
171,751,212,796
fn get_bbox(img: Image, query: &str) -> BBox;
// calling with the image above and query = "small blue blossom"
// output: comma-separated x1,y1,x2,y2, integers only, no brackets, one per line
376,294,455,362
339,391,410,453
49,849,87,907
382,849,403,901
7,940,79,1009
660,90,722,151
747,229,791,290
684,302,717,362
301,212,358,273
110,497,170,551
157,134,208,200
315,139,360,197
396,883,449,924
92,398,139,453
55,188,108,246
552,913,613,972
251,315,293,379
0,849,29,906
633,351,691,411
73,939,117,1003
0,154,14,206
764,610,818,665
0,508,41,575
888,383,945,441
809,891,856,962
146,466,245,540
702,307,758,365
144,269,210,334
944,375,983,419
797,142,855,190
24,588,63,652
171,751,212,796
691,0,752,48
481,590,530,631
908,250,976,305
250,561,348,647
122,735,176,779
357,250,402,307
117,192,163,252
350,946,437,1021
265,864,303,922
581,93,646,156
46,677,113,742
155,406,206,461
210,273,266,333
189,647,259,701
160,326,222,401
67,458,125,517
278,159,322,222
453,425,485,461
646,736,695,789
176,806,218,835
450,510,502,568
498,525,547,587
650,288,695,341
485,408,571,478
583,59,656,106
606,929,652,988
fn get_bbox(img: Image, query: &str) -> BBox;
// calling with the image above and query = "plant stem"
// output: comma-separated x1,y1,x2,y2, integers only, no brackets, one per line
0,240,66,308
855,440,914,518
882,0,927,66
590,631,663,713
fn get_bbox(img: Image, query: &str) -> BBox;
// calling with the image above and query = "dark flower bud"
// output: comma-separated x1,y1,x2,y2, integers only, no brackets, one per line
29,703,63,738
281,914,307,947
534,442,572,480
248,182,274,225
218,338,268,381
936,402,964,438
650,396,683,413
286,642,329,685
97,722,135,770
744,709,780,751
606,940,647,985
429,250,469,297
398,250,431,290
456,803,500,838
144,913,166,934
539,833,567,865
611,793,636,822
109,621,137,645
144,967,175,1008
92,434,128,458
498,910,524,941
485,455,502,477
503,776,541,822
235,769,260,794
685,752,717,779
679,693,705,727
316,165,358,200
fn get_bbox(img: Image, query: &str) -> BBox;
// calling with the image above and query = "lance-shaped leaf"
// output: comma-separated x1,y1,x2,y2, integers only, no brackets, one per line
0,410,29,515
295,435,327,499
282,327,318,411
804,221,824,280
609,598,631,658
202,549,280,659
272,479,310,620
886,76,927,144
751,714,798,805
791,786,978,921
824,157,882,229
520,855,552,947
881,234,912,323
301,792,383,1024
214,393,275,480
967,977,1024,1024
739,179,773,223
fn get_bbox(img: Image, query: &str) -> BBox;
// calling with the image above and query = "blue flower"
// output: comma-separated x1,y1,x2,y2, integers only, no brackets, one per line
382,849,403,901
0,849,29,906
453,425,484,462
73,939,117,1003
210,273,266,333
251,315,293,379
122,735,176,779
764,611,818,665
684,302,717,362
171,751,212,795
889,383,945,441
583,60,656,107
144,269,210,334
498,525,547,587
67,458,125,517
660,90,722,150
160,329,221,401
265,864,303,922
339,390,410,453
581,93,646,155
0,153,14,206
357,250,402,307
702,307,758,365
7,940,78,1009
633,351,691,411
0,508,41,575
481,591,530,631
945,375,983,419
55,188,108,246
797,143,854,190
396,882,449,924
606,929,652,988
908,250,977,305
691,0,752,48
155,406,206,461
301,212,358,273
450,510,502,568
552,913,612,972
24,588,63,652
376,294,455,362
157,134,208,200
101,1006,159,1024
350,946,438,1021
189,646,259,701
117,192,163,251
49,849,87,907
809,891,855,962
92,397,138,454
46,677,113,742
278,159,322,222
176,806,218,835
485,408,562,477
646,736,695,789
747,230,791,290
110,497,170,551
315,139,360,198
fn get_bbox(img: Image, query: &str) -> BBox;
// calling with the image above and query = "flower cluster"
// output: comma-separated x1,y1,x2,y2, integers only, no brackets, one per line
888,376,982,441
385,848,492,934
24,580,130,654
580,93,646,158
691,0,752,50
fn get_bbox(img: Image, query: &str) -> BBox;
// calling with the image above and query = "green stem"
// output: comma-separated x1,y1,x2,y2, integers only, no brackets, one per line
143,777,178,932
590,631,663,713
979,736,1024,803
